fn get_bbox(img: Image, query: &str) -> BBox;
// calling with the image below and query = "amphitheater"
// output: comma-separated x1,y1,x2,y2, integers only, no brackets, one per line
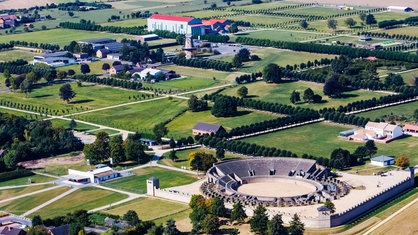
197,157,414,227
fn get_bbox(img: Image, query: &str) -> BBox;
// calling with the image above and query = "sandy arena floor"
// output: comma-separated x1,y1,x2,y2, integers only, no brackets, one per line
237,179,317,197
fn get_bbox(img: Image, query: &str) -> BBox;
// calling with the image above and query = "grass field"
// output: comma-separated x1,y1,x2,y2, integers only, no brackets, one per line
232,30,326,42
75,98,187,133
378,26,418,38
0,82,142,115
0,49,36,62
220,81,385,110
231,1,298,10
0,184,53,200
102,167,198,193
178,10,232,18
374,11,418,22
34,187,128,218
57,61,108,75
0,108,45,120
0,29,135,47
0,186,69,215
100,18,147,27
166,108,280,138
88,129,120,136
40,158,89,176
241,122,418,165
50,118,99,131
357,101,418,122
159,147,246,169
399,69,418,85
228,15,297,26
104,197,189,221
0,174,55,187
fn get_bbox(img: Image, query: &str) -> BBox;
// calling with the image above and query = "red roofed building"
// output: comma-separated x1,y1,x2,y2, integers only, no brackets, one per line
0,14,17,28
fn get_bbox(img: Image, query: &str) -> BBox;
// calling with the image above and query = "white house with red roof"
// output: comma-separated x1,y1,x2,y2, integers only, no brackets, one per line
148,14,205,35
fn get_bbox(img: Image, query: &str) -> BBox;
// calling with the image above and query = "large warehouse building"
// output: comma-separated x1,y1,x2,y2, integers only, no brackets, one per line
147,14,230,35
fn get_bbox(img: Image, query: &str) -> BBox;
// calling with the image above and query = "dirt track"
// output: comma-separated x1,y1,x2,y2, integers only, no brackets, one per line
0,0,54,10
286,0,418,9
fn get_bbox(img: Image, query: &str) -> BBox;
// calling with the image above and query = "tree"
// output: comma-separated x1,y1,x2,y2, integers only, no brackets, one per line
263,63,282,83
211,197,227,217
299,20,309,29
164,219,179,235
44,70,57,84
69,119,77,130
123,210,141,226
327,19,337,31
352,146,368,165
84,131,110,164
344,18,357,27
268,214,287,235
395,156,410,168
201,214,220,234
189,194,206,210
69,222,84,235
188,151,217,171
153,123,168,143
68,11,74,17
365,140,377,158
102,63,110,71
57,70,67,80
215,146,225,160
237,86,248,98
80,64,90,74
324,200,336,213
188,95,208,112
211,3,217,8
365,14,377,25
32,215,43,226
323,78,342,98
232,55,242,67
237,48,251,62
288,214,304,235
3,69,10,79
59,83,76,103
149,225,164,235
27,226,49,235
124,139,146,163
20,78,33,97
68,69,76,76
359,12,367,22
110,135,125,164
330,148,351,170
169,150,178,162
290,90,300,104
303,88,314,103
229,23,238,33
249,205,269,235
4,150,18,169
211,96,237,117
230,202,247,223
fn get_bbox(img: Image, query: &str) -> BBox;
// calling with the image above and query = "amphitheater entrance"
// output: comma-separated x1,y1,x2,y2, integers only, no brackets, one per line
237,178,317,197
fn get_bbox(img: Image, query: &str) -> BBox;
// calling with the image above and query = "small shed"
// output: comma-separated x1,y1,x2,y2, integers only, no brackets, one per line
339,129,356,137
136,34,159,43
371,156,395,167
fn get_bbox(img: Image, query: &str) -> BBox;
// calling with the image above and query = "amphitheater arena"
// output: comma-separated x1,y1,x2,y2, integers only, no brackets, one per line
199,157,414,228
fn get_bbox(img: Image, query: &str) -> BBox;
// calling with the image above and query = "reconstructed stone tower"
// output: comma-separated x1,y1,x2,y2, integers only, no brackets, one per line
183,34,197,59
147,177,160,196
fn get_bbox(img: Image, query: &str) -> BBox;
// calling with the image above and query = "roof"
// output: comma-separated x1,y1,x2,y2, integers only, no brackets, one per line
38,51,69,58
107,53,122,57
202,19,226,26
149,14,194,22
193,122,222,133
78,38,116,44
371,156,394,162
89,166,115,175
139,68,163,76
0,227,26,235
404,124,418,131
317,205,330,212
0,14,17,20
137,34,159,39
366,121,388,130
49,224,69,235
387,6,410,10
112,65,126,71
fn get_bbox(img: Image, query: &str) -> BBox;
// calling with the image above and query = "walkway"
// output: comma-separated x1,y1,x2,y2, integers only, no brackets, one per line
0,185,63,204
88,185,145,213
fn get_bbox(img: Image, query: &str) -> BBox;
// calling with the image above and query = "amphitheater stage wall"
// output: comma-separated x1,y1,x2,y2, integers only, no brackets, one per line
330,177,413,227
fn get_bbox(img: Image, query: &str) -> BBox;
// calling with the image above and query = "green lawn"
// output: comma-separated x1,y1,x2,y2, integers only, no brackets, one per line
34,187,128,218
57,61,108,75
102,167,198,193
75,98,187,133
228,15,297,26
232,30,326,43
159,147,246,169
357,101,418,122
0,82,142,115
103,197,189,221
399,69,418,85
220,81,385,110
374,11,418,22
0,184,53,200
100,18,147,27
0,29,135,47
50,118,99,131
241,122,418,165
0,186,70,216
88,129,120,136
231,1,298,10
0,49,36,62
379,26,418,38
39,155,89,176
166,108,281,138
0,108,45,120
0,174,55,187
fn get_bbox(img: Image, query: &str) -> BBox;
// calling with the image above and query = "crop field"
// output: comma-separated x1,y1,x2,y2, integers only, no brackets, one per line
159,147,246,169
0,82,143,114
220,81,385,109
288,6,351,17
0,174,55,187
0,29,135,47
379,26,418,38
0,186,69,216
241,122,418,164
373,11,418,22
0,108,44,120
0,184,53,200
232,29,326,42
0,49,36,62
34,187,128,218
102,167,198,193
104,197,189,221
357,101,418,122
319,36,388,45
41,158,90,176
166,108,281,138
228,15,297,26
231,1,298,11
75,98,187,133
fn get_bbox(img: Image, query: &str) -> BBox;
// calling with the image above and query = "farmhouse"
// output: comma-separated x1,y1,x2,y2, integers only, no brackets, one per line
387,6,414,12
0,14,17,28
147,14,231,35
349,121,403,143
132,68,178,81
403,124,418,135
371,156,395,167
192,122,224,135
66,166,120,183
96,48,109,58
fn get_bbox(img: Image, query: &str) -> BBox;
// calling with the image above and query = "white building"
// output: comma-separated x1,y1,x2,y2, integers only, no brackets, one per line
134,68,164,80
387,6,414,12
67,166,119,184
350,121,403,143
371,156,395,167
147,14,204,35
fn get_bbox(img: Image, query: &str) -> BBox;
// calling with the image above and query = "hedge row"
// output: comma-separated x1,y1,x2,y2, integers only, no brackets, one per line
0,169,34,182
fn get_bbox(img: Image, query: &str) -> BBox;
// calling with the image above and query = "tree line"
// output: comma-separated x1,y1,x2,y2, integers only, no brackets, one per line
378,16,418,28
172,57,233,71
74,74,143,90
0,43,14,51
10,40,60,51
56,1,112,11
359,30,418,42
